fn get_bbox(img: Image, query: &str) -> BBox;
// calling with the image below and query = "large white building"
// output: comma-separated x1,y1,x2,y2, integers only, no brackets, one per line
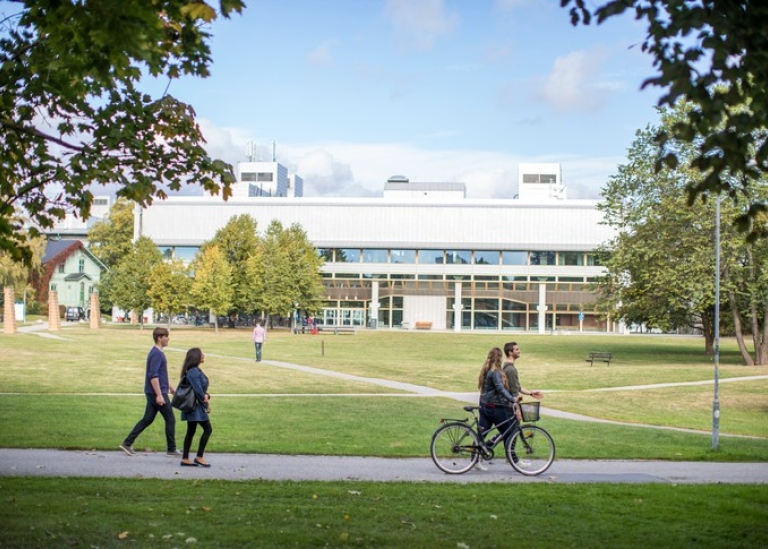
133,163,616,332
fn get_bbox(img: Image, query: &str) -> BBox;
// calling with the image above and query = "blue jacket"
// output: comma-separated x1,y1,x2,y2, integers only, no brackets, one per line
181,366,209,422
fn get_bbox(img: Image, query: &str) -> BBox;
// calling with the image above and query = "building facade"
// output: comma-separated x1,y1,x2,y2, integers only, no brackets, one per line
133,164,617,332
33,240,107,311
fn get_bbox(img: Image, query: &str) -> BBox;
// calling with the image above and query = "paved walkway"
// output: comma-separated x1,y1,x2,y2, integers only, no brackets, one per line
1,449,767,484
7,324,767,483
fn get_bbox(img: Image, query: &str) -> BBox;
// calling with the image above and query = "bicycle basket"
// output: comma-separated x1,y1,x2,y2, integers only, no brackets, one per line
520,402,540,422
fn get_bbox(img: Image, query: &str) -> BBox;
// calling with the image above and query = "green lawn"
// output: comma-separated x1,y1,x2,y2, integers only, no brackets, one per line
2,325,767,547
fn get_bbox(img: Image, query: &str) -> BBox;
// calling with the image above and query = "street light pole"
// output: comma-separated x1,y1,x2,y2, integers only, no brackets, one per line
712,195,721,450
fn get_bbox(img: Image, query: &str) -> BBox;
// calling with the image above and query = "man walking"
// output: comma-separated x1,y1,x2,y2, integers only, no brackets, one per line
252,320,266,362
120,327,179,456
502,341,544,402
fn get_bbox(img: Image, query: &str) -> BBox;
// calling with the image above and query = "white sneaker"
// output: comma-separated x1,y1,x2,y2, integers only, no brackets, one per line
475,461,488,471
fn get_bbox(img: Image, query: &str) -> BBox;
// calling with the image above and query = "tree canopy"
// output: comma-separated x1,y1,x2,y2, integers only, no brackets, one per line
599,101,768,365
86,198,135,268
203,214,260,314
98,236,162,325
561,0,768,240
248,220,325,323
0,0,243,264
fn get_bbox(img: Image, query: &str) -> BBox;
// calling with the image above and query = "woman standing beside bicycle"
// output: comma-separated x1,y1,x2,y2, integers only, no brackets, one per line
478,347,520,450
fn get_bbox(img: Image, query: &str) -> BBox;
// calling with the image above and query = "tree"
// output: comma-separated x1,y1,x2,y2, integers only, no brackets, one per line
87,198,135,268
0,229,45,300
0,0,243,264
598,102,768,364
190,244,232,332
99,236,162,326
147,258,191,329
562,1,768,241
203,214,259,315
247,220,325,326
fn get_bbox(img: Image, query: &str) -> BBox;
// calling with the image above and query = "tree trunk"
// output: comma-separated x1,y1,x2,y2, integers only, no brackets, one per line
757,300,768,365
728,290,755,365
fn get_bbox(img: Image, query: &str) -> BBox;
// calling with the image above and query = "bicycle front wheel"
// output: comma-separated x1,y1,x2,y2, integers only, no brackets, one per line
430,422,480,474
506,425,555,476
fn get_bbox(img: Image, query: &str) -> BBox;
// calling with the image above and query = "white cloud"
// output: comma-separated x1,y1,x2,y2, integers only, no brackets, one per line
307,41,336,67
195,121,620,201
535,50,613,113
385,0,459,49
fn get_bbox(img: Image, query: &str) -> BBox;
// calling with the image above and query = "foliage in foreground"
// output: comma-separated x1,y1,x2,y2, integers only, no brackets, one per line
0,0,244,263
562,0,768,241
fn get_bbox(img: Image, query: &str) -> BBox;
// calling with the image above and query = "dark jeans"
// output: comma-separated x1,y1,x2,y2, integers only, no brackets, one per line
254,342,263,361
183,420,213,459
479,404,515,453
123,393,176,452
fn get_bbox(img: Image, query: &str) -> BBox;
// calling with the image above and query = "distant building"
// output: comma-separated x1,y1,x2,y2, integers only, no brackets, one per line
518,163,566,201
233,161,303,198
134,163,619,333
383,175,466,200
44,196,112,241
31,240,107,311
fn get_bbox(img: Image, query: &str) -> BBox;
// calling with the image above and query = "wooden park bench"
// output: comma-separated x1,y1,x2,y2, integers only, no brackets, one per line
586,351,613,366
414,321,433,330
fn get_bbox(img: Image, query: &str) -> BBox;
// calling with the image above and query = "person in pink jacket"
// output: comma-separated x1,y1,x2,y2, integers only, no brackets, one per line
252,320,266,362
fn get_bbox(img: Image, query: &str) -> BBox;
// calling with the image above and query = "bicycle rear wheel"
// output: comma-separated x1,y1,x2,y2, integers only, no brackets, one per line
506,425,555,476
430,422,481,474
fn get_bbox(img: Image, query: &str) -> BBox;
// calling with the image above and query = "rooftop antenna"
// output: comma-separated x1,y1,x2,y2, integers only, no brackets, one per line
245,141,256,162
272,140,276,162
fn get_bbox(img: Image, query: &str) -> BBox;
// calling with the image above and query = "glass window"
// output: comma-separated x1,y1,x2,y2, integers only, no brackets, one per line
502,299,526,311
175,247,198,262
501,251,527,265
474,251,499,265
445,250,471,264
158,247,173,260
586,253,602,266
474,298,499,311
337,249,361,262
558,252,584,266
418,250,444,264
58,263,65,274
257,172,273,182
362,249,388,263
530,252,556,265
391,296,403,308
317,248,333,261
391,249,416,264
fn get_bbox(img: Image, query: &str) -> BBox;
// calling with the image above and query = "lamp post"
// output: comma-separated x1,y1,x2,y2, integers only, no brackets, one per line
712,195,721,450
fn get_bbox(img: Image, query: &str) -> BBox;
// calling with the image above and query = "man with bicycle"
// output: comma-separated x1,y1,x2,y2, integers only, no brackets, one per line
502,342,544,407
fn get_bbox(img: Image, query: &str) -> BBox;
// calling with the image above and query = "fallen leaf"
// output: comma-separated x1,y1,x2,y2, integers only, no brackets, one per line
118,531,129,540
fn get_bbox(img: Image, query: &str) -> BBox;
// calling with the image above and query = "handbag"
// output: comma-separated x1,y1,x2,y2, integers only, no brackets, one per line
171,376,197,413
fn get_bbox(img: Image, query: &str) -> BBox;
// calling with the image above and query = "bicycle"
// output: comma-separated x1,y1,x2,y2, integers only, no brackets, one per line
430,401,555,476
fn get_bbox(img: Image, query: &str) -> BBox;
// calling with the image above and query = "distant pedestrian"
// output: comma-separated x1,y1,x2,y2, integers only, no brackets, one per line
179,348,213,468
252,320,266,362
120,327,179,456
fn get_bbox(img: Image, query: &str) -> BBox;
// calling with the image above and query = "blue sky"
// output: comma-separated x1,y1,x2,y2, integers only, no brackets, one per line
147,0,661,199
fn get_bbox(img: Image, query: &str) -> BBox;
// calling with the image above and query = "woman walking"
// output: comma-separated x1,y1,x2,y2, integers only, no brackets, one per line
178,348,213,467
477,347,520,468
